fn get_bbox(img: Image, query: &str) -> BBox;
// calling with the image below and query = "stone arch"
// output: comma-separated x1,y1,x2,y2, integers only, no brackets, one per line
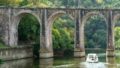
9,11,41,46
80,11,108,50
15,11,41,26
48,11,74,28
81,12,107,35
46,11,75,51
82,12,107,27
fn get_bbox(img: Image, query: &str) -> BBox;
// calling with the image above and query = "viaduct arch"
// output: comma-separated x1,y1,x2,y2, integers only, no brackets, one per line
0,8,118,58
80,12,107,54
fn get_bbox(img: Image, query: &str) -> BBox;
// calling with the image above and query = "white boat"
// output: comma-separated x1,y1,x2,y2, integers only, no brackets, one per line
86,53,99,63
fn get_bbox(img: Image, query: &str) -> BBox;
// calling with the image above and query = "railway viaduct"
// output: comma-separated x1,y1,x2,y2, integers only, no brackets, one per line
0,7,118,58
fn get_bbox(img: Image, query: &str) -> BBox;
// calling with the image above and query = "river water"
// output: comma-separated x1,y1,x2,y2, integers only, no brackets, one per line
0,49,120,68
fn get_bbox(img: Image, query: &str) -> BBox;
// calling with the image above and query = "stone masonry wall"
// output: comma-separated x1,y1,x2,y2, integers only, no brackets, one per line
0,46,33,60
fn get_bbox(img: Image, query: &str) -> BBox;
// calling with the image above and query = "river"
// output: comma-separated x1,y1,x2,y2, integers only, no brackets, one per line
0,49,120,68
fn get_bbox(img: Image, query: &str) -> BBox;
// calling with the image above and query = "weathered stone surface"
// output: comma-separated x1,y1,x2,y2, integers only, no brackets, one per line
106,49,115,57
0,46,33,60
40,52,53,58
0,7,117,59
74,51,85,58
0,15,9,45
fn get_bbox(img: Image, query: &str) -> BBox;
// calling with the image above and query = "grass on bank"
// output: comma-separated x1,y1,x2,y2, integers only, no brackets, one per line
0,43,9,48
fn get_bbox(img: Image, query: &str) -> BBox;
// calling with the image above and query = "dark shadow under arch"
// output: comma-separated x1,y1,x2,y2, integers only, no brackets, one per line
17,13,41,58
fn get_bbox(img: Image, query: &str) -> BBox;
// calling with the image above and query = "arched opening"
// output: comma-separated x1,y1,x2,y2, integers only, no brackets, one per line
18,13,40,58
49,13,75,57
83,14,107,61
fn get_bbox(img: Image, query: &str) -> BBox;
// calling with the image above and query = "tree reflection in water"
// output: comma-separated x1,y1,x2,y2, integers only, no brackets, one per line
0,58,53,68
0,56,119,68
0,59,33,68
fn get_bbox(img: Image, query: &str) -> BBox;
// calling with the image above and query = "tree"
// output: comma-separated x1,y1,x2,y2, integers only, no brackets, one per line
52,15,75,50
18,14,40,44
0,0,22,7
85,15,107,49
114,27,120,48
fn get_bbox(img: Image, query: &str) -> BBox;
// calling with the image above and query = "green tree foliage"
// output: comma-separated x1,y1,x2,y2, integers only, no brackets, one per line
114,19,120,49
85,15,107,49
19,0,55,8
0,0,22,7
18,14,40,44
114,27,120,48
114,19,120,48
18,14,40,58
1,0,120,8
52,16,75,50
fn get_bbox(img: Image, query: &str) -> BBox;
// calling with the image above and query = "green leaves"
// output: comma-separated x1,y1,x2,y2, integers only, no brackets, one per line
85,15,107,49
1,0,120,9
18,14,40,43
52,16,74,50
114,27,120,48
0,0,23,7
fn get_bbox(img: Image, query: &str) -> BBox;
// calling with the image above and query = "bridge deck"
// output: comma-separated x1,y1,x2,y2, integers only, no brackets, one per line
0,7,120,11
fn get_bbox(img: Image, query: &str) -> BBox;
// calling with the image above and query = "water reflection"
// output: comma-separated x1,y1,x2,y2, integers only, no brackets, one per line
0,56,120,68
0,58,53,68
106,57,117,68
74,56,118,68
74,58,86,68
0,59,33,68
81,62,106,68
39,58,53,68
76,57,106,68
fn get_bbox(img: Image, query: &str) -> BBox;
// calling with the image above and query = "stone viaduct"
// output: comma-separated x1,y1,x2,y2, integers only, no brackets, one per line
0,7,118,58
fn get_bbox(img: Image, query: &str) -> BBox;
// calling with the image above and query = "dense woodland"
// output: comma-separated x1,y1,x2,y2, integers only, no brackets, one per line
1,0,120,56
